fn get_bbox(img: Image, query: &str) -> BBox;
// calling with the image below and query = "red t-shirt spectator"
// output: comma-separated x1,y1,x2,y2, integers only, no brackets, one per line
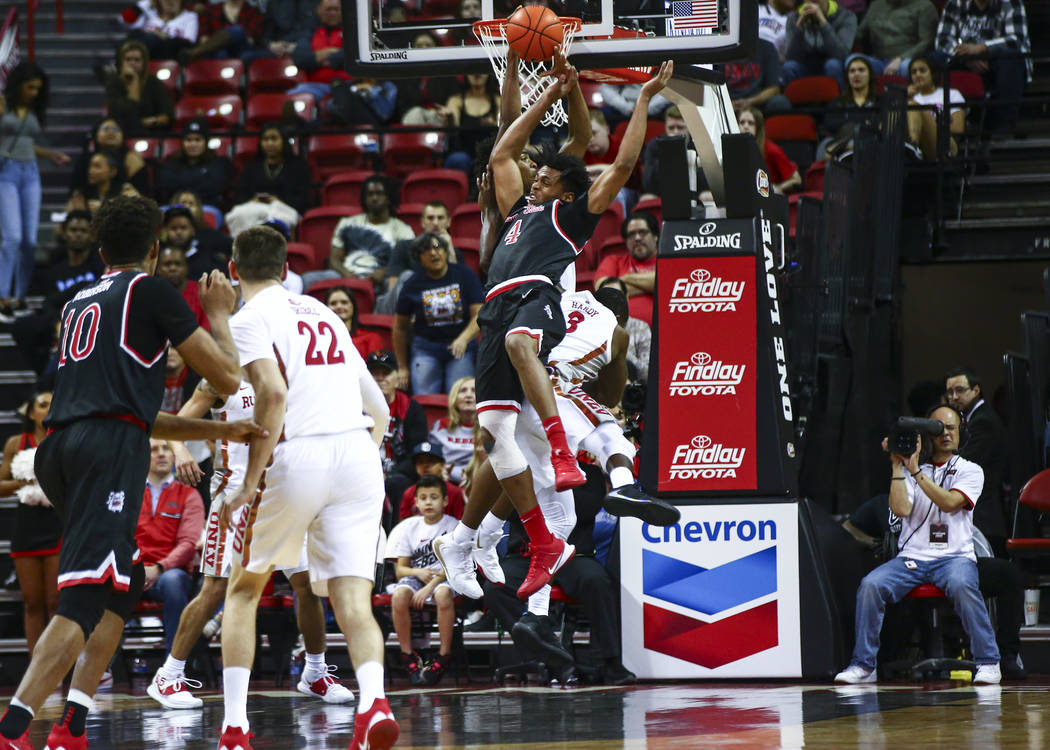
353,330,384,360
399,481,465,521
763,140,797,186
594,252,656,325
305,26,350,84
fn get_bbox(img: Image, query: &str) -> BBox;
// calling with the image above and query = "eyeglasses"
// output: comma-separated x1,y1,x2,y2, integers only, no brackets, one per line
626,229,652,238
97,124,121,133
945,386,971,397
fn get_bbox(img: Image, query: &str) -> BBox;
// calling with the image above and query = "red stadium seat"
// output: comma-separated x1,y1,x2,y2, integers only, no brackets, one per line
784,75,840,105
597,235,627,265
633,196,662,226
876,74,909,94
452,236,481,275
948,71,985,100
401,169,469,207
398,203,425,236
575,266,596,291
358,313,394,350
804,160,827,193
322,170,374,207
579,80,604,109
765,114,818,142
285,242,317,274
451,202,481,243
298,206,359,264
246,92,315,129
175,95,242,129
308,133,380,181
148,60,179,96
580,202,625,271
246,57,304,95
128,136,159,160
233,136,258,172
306,277,375,315
414,393,450,427
183,59,244,96
381,128,446,177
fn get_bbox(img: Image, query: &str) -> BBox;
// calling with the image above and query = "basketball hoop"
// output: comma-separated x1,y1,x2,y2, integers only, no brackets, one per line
473,16,581,127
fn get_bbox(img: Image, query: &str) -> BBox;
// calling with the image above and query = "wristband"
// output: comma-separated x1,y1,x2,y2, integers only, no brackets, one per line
911,470,922,479
891,477,905,481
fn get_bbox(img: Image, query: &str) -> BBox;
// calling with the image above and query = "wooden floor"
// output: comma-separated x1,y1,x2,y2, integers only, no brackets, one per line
11,677,1050,749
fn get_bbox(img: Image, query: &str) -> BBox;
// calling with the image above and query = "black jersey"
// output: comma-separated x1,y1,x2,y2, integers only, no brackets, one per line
46,270,200,431
486,192,602,291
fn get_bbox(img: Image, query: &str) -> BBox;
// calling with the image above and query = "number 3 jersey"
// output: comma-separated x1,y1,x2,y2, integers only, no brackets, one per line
229,285,373,440
546,291,617,385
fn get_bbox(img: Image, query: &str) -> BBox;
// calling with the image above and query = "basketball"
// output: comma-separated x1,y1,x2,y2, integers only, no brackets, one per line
505,5,564,62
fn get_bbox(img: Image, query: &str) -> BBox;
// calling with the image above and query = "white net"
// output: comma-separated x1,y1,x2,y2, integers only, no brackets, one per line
473,17,581,128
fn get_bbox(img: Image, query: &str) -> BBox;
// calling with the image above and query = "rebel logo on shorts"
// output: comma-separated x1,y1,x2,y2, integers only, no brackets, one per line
667,268,745,313
668,351,746,396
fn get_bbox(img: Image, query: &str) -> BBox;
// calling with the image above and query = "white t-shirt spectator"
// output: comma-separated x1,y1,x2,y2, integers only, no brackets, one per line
131,0,199,42
759,3,791,59
912,87,966,117
332,214,415,255
898,455,984,562
428,417,474,485
386,513,458,571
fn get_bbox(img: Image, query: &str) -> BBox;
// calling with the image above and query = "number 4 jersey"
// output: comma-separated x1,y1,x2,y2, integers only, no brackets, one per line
230,284,374,440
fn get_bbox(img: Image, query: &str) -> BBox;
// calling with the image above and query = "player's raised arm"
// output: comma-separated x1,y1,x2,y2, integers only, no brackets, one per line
587,61,673,215
559,57,593,158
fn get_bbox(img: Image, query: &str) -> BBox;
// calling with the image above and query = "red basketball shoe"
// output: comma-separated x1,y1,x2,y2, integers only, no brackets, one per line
350,698,398,750
517,538,575,599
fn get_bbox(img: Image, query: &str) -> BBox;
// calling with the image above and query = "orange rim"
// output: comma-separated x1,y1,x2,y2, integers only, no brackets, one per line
472,16,582,40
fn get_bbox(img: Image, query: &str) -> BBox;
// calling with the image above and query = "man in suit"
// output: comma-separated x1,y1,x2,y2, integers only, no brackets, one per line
945,367,1009,556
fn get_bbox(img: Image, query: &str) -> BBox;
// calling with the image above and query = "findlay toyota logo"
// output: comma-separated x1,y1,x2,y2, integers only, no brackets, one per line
669,435,746,480
669,351,746,396
668,268,745,313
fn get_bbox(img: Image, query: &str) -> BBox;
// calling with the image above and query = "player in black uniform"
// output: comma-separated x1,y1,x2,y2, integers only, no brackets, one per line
436,57,674,601
0,195,260,750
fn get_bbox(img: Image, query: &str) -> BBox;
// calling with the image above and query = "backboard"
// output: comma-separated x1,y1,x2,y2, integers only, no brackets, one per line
345,0,757,78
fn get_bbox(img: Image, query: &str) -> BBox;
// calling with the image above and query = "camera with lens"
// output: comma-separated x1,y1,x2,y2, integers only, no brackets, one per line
888,416,944,456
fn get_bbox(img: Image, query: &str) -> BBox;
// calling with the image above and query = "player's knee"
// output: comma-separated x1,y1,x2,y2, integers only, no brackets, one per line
478,428,495,454
479,410,527,479
56,584,109,639
504,332,538,364
581,423,635,469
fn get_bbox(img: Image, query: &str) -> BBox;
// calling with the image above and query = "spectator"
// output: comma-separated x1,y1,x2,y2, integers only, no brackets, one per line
103,39,174,132
597,83,671,128
41,211,105,297
398,442,467,522
161,204,228,279
328,174,415,286
906,56,966,159
180,0,265,63
386,474,460,686
156,245,209,329
719,38,792,115
368,350,429,526
393,233,483,395
854,0,938,77
640,105,711,202
820,55,880,158
933,0,1030,134
443,73,499,175
0,62,70,317
167,189,233,268
69,118,148,199
759,0,798,61
226,123,311,236
123,0,198,60
783,0,858,89
396,33,460,125
834,405,1001,685
595,277,651,383
324,285,384,359
0,392,61,655
945,367,1009,556
378,201,463,314
595,211,658,326
428,376,476,485
246,0,316,65
289,0,350,101
156,118,233,208
136,439,206,652
737,106,802,194
66,152,136,214
160,346,201,415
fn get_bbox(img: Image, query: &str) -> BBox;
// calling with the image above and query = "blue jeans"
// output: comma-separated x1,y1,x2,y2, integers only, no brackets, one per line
782,57,846,90
0,159,40,299
143,568,194,652
410,335,476,395
849,555,1000,670
287,82,332,101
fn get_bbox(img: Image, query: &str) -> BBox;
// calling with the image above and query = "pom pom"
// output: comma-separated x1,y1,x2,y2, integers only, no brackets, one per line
120,6,142,24
11,448,36,481
16,484,51,508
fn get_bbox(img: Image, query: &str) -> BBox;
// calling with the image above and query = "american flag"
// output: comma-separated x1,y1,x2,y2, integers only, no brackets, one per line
669,0,719,31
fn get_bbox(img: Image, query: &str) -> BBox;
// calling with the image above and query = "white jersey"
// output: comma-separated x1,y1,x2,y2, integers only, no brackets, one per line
547,291,617,385
230,284,373,440
209,380,255,498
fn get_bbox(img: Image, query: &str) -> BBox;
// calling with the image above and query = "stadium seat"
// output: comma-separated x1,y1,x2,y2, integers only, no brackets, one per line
633,196,662,226
285,242,317,274
452,236,481,275
451,202,481,242
784,75,841,106
148,60,179,95
788,190,822,237
358,313,394,350
804,160,827,193
876,74,909,94
298,206,359,264
175,94,242,129
1006,467,1050,558
576,267,596,291
766,115,818,174
597,235,627,265
246,57,304,95
306,277,375,315
183,59,244,96
233,136,258,172
308,133,380,181
579,80,604,109
401,169,469,207
246,92,315,129
322,170,374,207
161,135,232,160
414,393,450,427
128,136,159,160
580,202,625,271
381,128,446,177
398,203,425,236
948,71,985,100
903,584,976,680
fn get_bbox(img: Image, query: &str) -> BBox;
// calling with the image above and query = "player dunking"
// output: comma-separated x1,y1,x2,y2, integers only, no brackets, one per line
215,226,396,750
435,56,674,600
0,195,261,750
147,377,353,710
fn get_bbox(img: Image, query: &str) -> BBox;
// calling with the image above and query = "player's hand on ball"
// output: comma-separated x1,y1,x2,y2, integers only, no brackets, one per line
200,269,237,316
642,61,673,98
224,419,269,443
543,44,568,77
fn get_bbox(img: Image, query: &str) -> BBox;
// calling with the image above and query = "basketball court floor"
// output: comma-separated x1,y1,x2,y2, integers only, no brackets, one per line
10,678,1048,748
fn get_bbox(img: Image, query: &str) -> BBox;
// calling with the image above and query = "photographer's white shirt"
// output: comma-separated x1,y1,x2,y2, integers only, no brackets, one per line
898,455,984,562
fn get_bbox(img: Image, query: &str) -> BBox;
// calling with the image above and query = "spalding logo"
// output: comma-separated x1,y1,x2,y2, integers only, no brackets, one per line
756,169,770,198
698,222,717,236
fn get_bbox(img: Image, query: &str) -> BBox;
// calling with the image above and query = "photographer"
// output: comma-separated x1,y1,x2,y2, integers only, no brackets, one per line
835,405,1001,684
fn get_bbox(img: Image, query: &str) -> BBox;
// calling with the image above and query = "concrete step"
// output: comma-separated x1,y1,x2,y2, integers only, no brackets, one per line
960,200,1050,220
944,216,1050,231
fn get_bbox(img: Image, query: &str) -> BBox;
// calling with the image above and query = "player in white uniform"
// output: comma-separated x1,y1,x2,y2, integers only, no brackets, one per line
216,226,397,750
147,379,353,710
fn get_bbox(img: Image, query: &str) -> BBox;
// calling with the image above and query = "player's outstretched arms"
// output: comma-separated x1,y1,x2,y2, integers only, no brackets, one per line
587,61,673,216
151,412,268,443
558,48,592,158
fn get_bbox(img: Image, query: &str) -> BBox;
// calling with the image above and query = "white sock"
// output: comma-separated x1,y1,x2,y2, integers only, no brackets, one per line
355,661,385,713
451,521,475,545
160,655,186,680
527,585,551,617
10,697,33,716
222,666,251,732
609,467,635,489
303,651,326,680
479,513,505,538
66,689,93,711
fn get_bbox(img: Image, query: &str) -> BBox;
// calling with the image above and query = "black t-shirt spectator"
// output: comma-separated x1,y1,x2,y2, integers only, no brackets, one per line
46,252,106,296
105,76,174,133
158,155,233,208
233,156,312,215
395,264,484,344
